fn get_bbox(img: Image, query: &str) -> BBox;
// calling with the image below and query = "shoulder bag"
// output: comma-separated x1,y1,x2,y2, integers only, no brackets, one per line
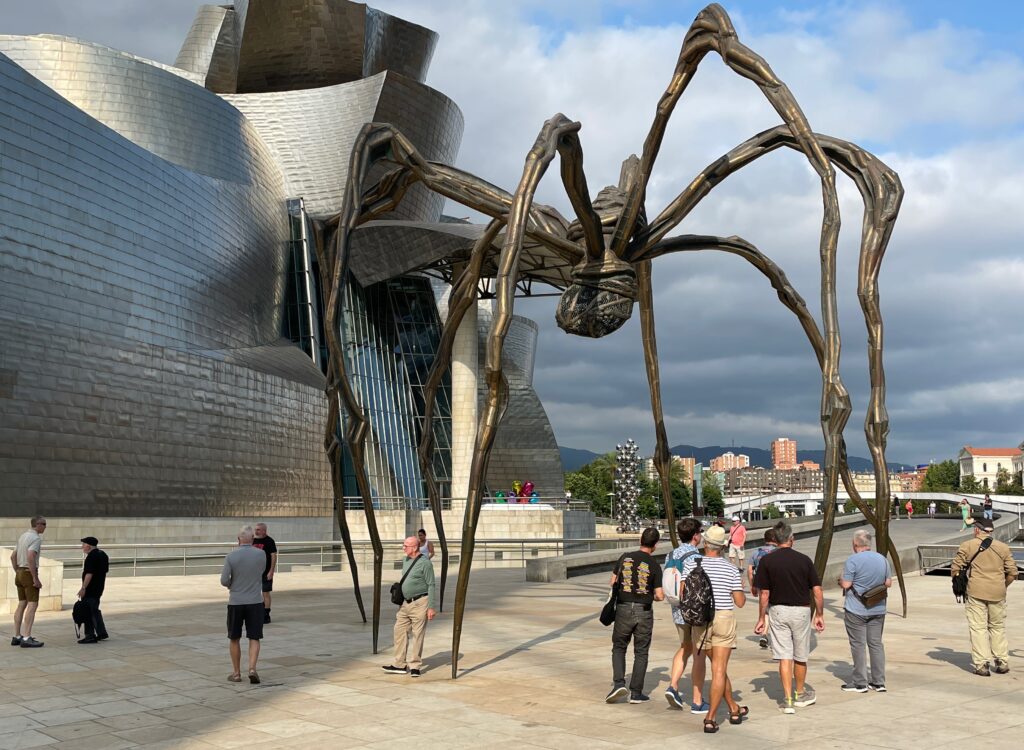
390,555,422,606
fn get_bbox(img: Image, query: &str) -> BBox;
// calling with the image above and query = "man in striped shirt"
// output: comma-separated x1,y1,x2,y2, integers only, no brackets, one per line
681,525,748,733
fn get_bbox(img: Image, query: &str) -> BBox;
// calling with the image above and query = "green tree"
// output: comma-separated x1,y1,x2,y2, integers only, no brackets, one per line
959,474,984,494
565,471,607,514
648,462,693,519
702,472,724,517
995,467,1024,495
921,459,960,492
763,503,783,519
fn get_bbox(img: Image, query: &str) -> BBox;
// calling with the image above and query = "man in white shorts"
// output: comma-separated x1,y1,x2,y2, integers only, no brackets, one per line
753,521,824,714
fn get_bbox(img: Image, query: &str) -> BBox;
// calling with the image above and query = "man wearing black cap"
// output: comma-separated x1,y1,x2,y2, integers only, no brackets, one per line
76,537,109,644
952,516,1017,675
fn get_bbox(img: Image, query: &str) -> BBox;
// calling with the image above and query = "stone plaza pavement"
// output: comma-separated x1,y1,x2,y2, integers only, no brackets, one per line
0,561,1020,750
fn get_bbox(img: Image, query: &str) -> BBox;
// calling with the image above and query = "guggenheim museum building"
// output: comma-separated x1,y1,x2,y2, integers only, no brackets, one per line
0,1,570,542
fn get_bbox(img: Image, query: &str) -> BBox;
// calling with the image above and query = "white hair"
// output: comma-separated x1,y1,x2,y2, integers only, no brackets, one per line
852,528,872,548
238,525,255,543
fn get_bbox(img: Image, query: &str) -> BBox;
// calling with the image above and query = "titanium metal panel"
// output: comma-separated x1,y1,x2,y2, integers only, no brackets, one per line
174,4,241,93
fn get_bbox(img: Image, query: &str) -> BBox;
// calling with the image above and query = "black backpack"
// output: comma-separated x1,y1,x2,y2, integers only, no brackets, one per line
952,537,993,603
678,557,716,628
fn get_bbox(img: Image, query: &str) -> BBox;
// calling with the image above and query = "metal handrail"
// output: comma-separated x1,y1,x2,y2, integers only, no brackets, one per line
340,495,591,511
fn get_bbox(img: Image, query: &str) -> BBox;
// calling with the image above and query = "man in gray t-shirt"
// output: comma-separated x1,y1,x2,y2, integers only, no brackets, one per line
220,526,267,683
839,528,892,692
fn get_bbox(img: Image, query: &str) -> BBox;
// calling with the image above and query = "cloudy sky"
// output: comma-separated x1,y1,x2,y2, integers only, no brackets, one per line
8,1,1024,465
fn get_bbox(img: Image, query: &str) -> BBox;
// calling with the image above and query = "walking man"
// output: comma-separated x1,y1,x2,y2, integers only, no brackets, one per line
252,523,277,624
76,537,110,644
839,529,891,692
727,516,747,575
220,525,266,684
753,521,824,713
928,501,936,519
747,528,778,649
10,516,47,648
951,516,1016,676
606,527,664,704
681,525,748,733
983,494,993,521
663,518,708,713
382,536,436,677
891,495,900,519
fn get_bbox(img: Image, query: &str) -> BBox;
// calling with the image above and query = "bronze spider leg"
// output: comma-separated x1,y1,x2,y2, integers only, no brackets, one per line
609,3,845,543
415,219,504,611
327,122,577,653
309,221,368,625
636,260,679,547
633,126,905,611
450,115,608,678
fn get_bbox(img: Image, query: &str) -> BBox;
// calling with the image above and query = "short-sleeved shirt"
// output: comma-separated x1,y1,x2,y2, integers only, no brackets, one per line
252,535,277,577
753,547,821,607
614,550,662,604
15,530,42,568
728,524,747,547
665,543,699,624
842,550,890,616
82,548,110,598
681,554,742,610
748,544,777,578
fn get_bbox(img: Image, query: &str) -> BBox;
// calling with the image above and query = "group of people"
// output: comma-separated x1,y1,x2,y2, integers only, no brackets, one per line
605,512,1015,733
9,516,109,648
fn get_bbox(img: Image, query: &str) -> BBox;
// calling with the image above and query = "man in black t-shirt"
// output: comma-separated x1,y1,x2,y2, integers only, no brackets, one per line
752,521,823,713
252,523,278,623
77,537,109,644
606,527,665,704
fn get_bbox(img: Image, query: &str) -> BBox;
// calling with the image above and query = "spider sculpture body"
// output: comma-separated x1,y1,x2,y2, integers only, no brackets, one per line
315,3,905,678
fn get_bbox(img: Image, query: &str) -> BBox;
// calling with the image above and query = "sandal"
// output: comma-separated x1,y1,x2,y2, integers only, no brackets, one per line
729,706,749,724
227,674,241,683
248,670,261,684
703,718,719,734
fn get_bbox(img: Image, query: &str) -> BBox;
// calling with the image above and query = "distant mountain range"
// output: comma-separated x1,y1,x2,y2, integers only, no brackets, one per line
559,444,912,474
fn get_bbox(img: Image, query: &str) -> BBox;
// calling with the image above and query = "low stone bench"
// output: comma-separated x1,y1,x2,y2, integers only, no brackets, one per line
0,546,64,614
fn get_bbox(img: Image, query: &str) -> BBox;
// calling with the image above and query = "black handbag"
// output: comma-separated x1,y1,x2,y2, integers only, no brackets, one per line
953,537,993,603
600,574,620,626
390,555,422,606
854,583,889,609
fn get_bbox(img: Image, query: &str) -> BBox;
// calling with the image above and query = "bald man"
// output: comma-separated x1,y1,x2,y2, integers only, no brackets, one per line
382,536,437,677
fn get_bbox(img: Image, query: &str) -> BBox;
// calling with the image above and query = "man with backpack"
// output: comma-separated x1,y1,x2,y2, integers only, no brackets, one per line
663,518,709,713
951,516,1016,676
753,521,824,714
679,525,747,733
605,527,664,704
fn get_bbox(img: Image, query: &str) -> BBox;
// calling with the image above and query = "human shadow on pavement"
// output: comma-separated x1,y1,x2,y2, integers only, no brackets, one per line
457,612,596,677
824,660,855,684
926,646,975,673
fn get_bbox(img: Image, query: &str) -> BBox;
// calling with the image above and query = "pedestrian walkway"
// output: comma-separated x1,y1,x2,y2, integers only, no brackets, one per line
0,565,1019,748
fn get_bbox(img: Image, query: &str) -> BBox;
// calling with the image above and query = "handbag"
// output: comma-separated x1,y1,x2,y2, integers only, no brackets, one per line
952,537,993,603
854,583,889,609
599,580,619,626
390,555,422,606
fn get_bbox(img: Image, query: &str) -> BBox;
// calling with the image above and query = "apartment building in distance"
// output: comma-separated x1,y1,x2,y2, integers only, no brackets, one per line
772,437,798,469
959,445,1023,489
724,466,824,495
710,452,750,472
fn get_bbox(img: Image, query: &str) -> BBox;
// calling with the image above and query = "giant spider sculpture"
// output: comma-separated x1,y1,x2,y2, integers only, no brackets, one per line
314,4,905,678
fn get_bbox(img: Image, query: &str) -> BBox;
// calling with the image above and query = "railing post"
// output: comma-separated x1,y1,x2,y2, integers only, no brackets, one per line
183,547,187,576
133,547,137,577
320,543,324,570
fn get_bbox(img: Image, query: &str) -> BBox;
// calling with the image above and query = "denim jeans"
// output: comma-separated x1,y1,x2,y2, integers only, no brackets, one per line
984,509,993,520
844,611,885,685
611,602,653,694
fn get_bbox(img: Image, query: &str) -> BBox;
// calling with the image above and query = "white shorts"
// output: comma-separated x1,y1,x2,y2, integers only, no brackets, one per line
728,544,745,560
768,605,811,662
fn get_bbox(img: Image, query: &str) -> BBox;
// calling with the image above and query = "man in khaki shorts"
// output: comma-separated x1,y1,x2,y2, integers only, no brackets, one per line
753,521,824,713
680,525,748,733
10,516,47,648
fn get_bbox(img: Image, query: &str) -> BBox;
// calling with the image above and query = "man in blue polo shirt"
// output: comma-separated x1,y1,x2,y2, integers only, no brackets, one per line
839,528,891,692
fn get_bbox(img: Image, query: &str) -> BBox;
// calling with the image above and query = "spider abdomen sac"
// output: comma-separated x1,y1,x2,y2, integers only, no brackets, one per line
556,283,634,338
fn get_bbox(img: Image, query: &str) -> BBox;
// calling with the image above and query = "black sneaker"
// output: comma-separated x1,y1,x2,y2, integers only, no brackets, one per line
10,636,22,646
758,637,769,649
382,665,408,675
629,693,651,704
97,635,109,641
410,669,421,678
993,660,1010,674
19,637,43,648
868,683,887,692
77,636,98,644
605,686,628,703
841,684,868,693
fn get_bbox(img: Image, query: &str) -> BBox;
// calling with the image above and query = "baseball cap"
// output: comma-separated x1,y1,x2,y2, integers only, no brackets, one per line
80,536,99,546
704,526,728,547
731,515,740,521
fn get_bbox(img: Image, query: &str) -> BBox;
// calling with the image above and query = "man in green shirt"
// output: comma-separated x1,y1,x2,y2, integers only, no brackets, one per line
382,536,437,677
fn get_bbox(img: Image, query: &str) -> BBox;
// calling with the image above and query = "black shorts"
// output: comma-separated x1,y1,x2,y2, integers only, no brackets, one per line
261,577,273,593
227,603,264,640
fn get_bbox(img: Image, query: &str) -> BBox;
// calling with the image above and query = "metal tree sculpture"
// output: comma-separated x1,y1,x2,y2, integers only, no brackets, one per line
614,440,642,532
316,3,905,677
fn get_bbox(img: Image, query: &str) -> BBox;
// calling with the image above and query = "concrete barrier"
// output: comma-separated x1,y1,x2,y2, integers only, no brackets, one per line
0,547,64,614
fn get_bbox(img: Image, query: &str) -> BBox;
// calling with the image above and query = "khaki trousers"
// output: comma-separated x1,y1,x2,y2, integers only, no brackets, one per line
965,595,1008,669
393,597,429,670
